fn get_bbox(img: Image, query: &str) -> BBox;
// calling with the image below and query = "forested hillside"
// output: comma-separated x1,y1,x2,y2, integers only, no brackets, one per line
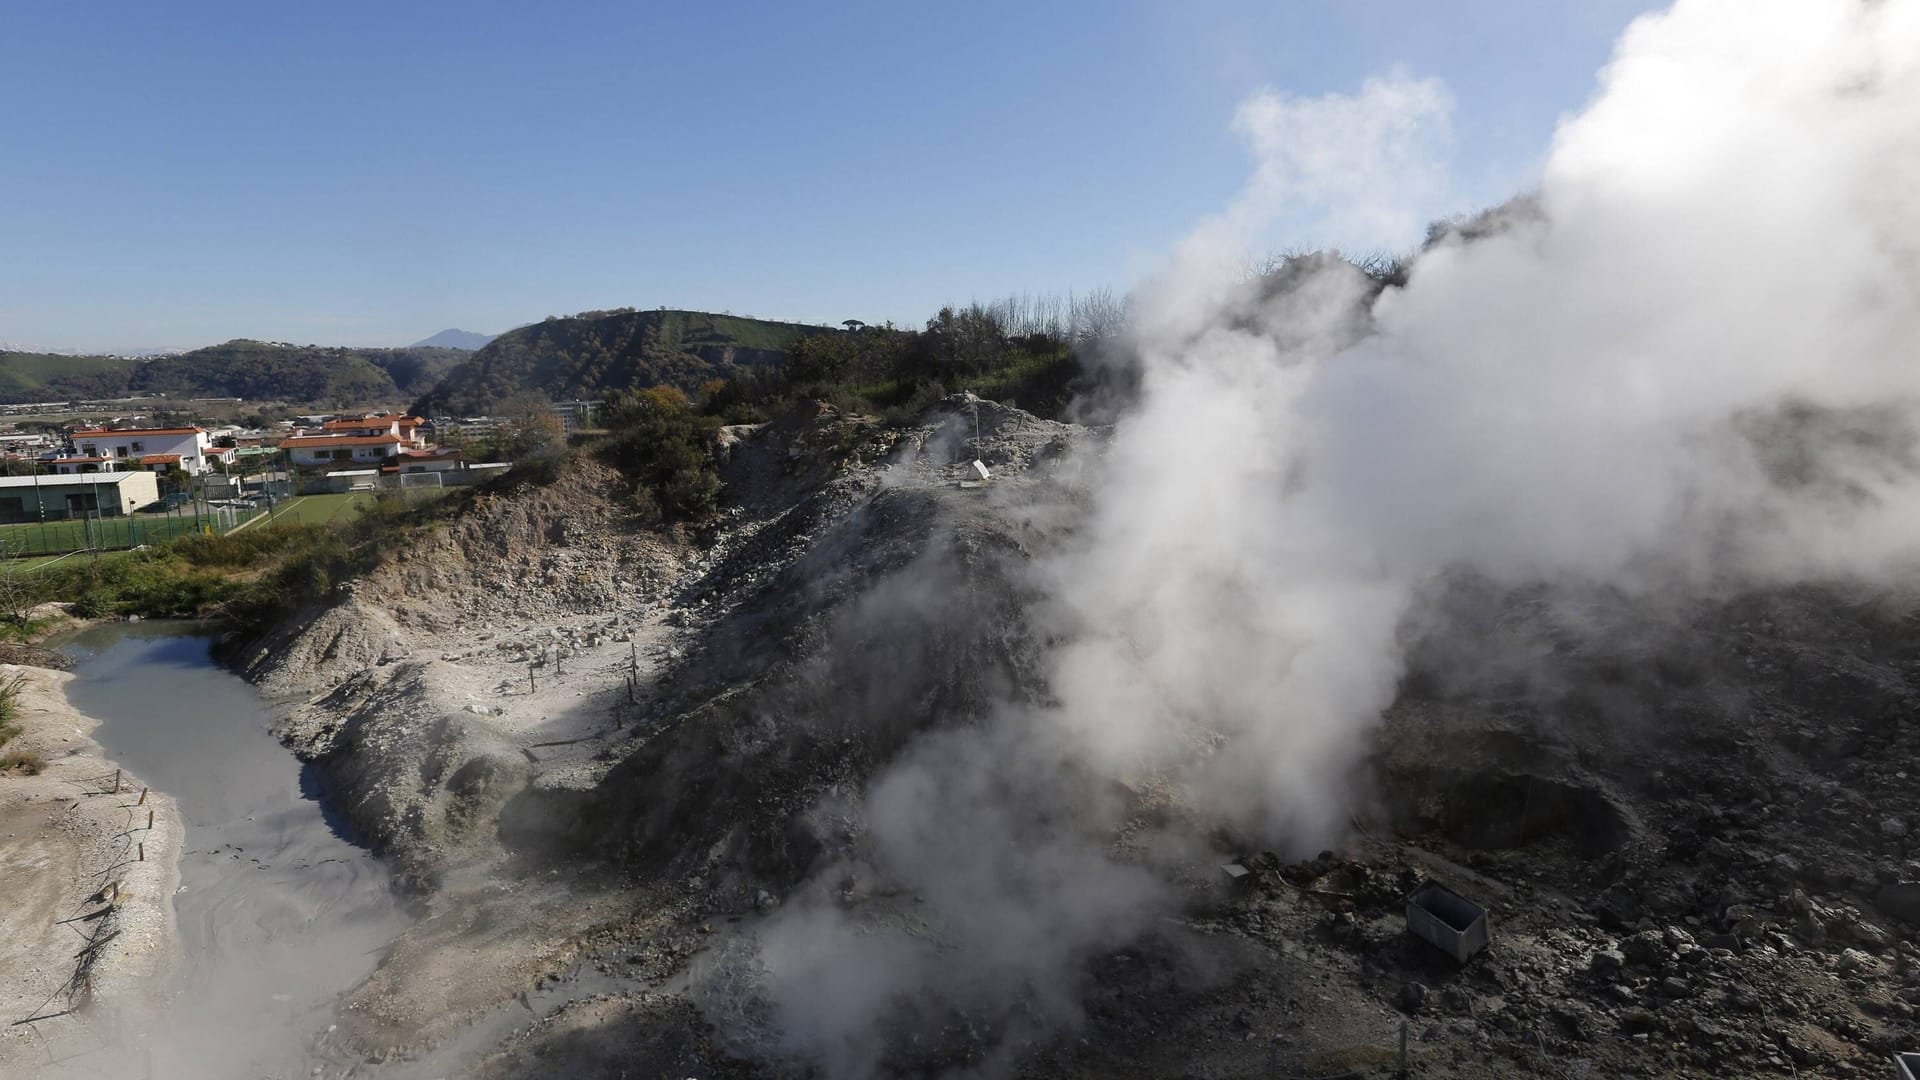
0,351,139,399
410,308,825,416
0,341,467,406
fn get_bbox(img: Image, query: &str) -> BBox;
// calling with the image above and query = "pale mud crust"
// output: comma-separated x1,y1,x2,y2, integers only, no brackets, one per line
232,397,1084,1072
0,663,184,1077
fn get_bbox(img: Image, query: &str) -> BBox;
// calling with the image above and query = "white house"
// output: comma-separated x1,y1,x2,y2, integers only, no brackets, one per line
279,414,458,473
59,427,215,474
280,433,407,469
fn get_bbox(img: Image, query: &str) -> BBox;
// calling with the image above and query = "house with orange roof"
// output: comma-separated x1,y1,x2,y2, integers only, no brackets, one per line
282,415,461,474
315,414,428,447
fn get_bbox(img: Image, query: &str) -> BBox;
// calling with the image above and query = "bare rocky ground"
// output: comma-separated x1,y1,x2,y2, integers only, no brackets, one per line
0,653,186,1077
232,395,1920,1078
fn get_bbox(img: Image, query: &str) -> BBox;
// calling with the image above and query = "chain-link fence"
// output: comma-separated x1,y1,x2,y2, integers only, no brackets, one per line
0,502,260,557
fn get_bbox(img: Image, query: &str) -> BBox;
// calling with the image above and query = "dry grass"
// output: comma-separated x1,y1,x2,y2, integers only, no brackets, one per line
0,675,36,774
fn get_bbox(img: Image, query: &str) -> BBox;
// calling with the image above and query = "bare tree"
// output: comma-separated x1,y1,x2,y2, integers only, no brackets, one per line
0,539,37,625
1070,286,1129,342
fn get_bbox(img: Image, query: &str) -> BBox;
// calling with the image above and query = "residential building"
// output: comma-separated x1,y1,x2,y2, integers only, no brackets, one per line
281,413,458,474
316,414,428,447
60,427,215,474
550,400,602,431
281,434,408,469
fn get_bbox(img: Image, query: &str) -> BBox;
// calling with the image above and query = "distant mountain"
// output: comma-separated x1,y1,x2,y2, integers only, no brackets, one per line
0,342,183,358
410,308,830,416
410,328,495,351
0,340,470,407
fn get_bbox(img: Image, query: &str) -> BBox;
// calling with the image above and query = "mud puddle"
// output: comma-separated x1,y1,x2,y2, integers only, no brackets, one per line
59,622,412,1079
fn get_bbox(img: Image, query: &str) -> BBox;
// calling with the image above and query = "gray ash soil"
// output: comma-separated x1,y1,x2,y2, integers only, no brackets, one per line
234,396,1920,1078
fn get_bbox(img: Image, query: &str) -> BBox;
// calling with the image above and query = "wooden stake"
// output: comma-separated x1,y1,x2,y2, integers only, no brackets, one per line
529,664,536,693
137,842,144,862
147,809,154,830
112,769,121,794
136,787,147,806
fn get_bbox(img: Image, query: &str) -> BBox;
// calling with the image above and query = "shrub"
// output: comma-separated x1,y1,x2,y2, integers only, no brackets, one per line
69,589,114,619
0,673,24,725
0,749,45,775
170,523,325,568
599,387,725,522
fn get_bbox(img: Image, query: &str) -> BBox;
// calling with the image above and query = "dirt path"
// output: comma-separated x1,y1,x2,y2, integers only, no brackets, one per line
0,662,184,1076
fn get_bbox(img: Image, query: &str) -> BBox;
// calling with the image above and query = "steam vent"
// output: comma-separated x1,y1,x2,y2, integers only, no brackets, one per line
11,1,1920,1078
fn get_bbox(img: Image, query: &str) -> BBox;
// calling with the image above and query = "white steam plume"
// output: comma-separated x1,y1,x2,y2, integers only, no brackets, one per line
741,0,1920,1073
1058,0,1920,843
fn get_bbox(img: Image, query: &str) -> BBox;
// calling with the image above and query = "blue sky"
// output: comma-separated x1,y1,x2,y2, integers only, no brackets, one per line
0,1,1664,352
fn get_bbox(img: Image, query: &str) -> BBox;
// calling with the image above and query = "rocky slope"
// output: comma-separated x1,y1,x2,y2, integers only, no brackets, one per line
236,395,1920,1079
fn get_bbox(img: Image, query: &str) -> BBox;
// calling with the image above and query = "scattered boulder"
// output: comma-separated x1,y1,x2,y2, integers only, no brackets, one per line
1619,1008,1661,1034
1589,949,1627,979
1621,931,1668,968
1836,948,1878,974
1399,981,1429,1014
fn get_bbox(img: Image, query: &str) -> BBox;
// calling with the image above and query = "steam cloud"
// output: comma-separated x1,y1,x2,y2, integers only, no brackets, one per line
736,1,1920,1074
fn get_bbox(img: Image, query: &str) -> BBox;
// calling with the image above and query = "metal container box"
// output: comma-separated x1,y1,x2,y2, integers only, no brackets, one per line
1406,880,1489,963
1893,1051,1920,1080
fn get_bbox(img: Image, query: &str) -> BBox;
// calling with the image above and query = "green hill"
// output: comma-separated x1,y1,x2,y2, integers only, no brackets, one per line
0,341,467,407
0,352,139,400
410,308,829,416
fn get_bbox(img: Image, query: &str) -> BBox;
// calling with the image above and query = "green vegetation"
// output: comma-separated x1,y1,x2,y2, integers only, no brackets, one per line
26,528,312,620
598,387,724,523
251,492,384,526
2,489,442,626
695,299,1103,425
0,341,467,407
472,296,1135,528
411,309,828,417
0,352,138,399
235,490,472,624
9,551,132,573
